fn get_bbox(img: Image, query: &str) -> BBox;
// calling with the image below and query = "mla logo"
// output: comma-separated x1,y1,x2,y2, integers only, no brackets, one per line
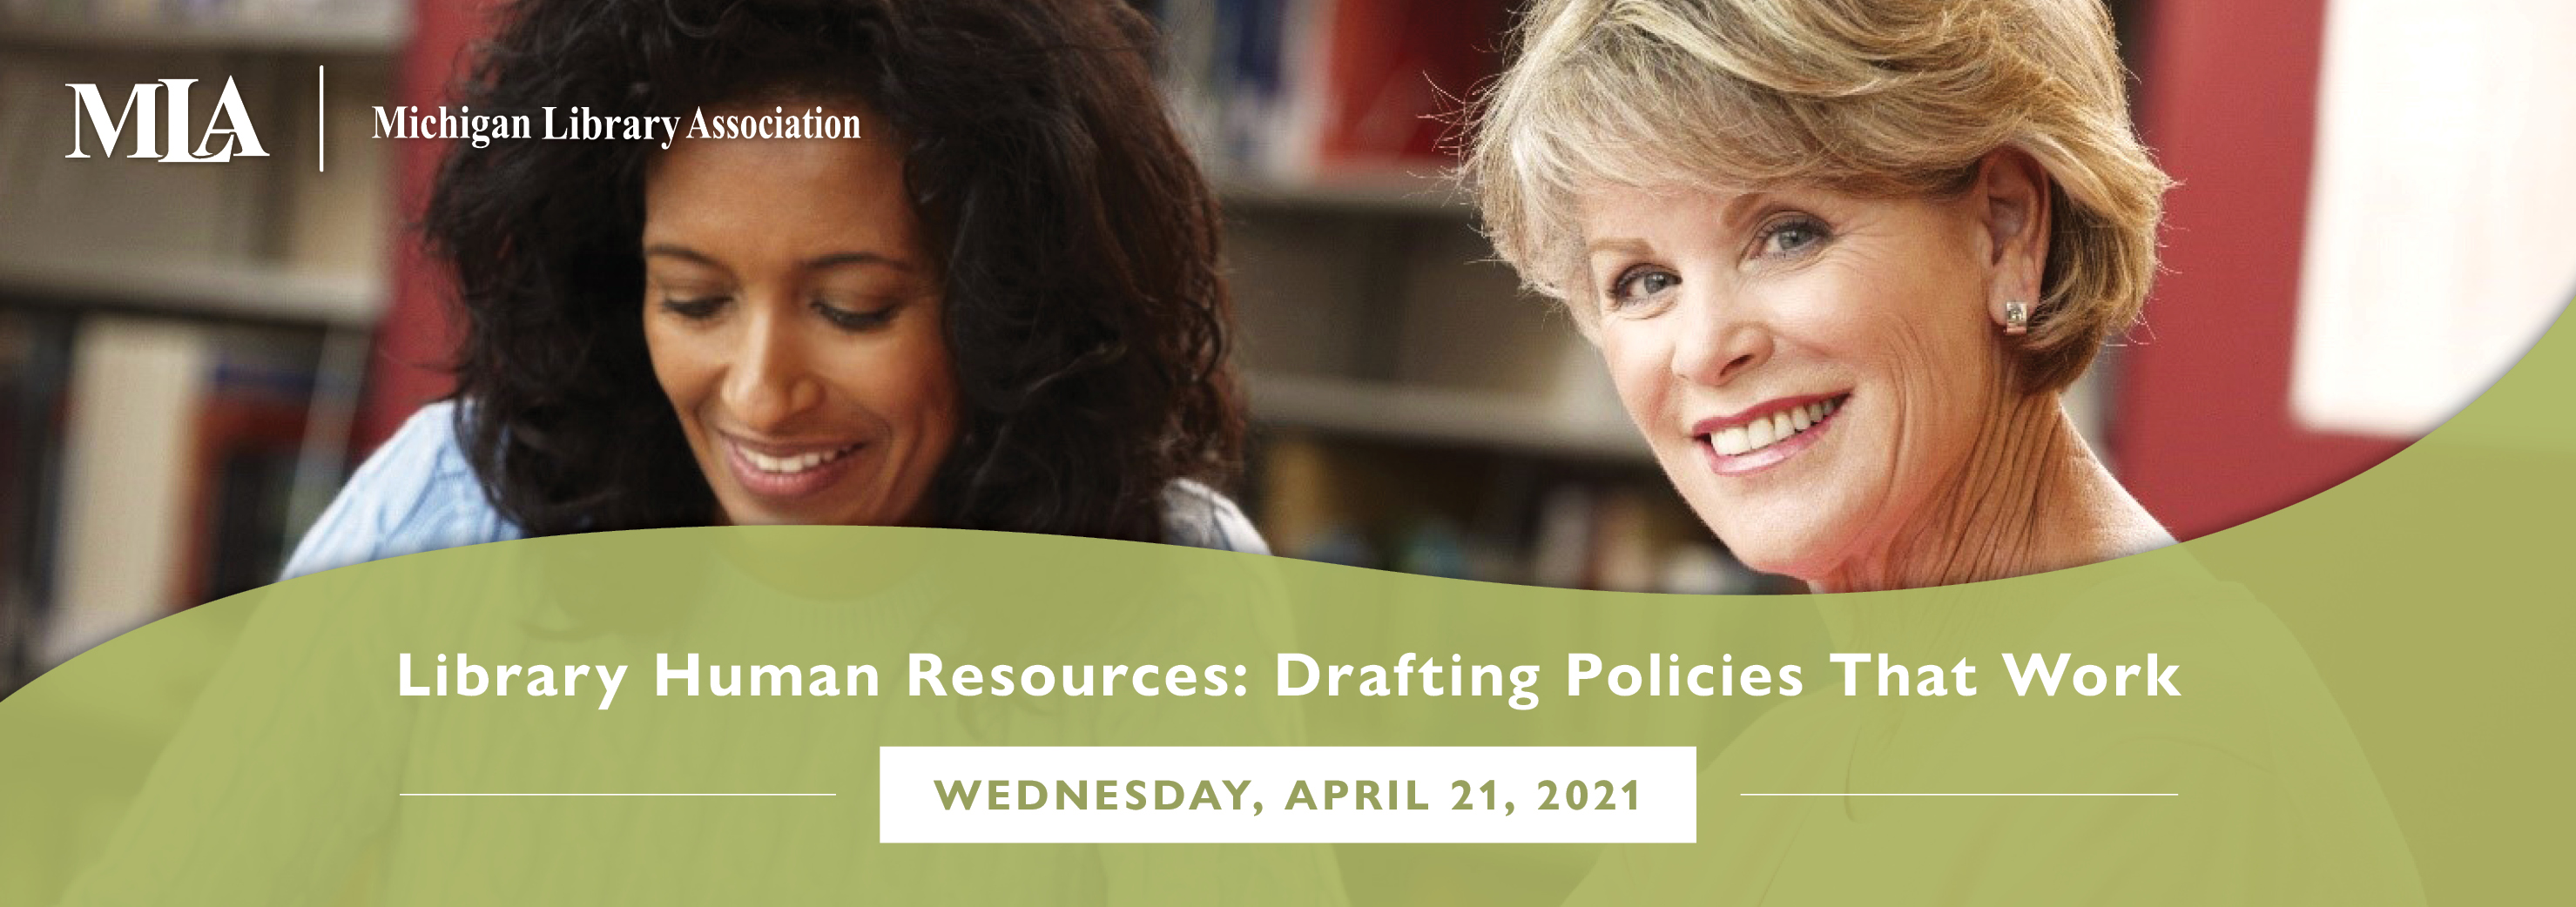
64,77,269,163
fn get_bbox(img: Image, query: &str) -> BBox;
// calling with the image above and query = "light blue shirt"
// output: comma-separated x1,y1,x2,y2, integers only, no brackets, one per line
281,401,1271,581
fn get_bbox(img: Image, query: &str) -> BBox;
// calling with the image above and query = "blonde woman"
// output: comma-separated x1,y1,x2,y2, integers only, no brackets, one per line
1467,1,2423,903
1469,0,2170,592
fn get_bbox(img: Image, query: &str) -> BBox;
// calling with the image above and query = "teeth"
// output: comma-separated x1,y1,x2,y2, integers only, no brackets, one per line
1715,426,1750,456
741,444,851,474
1706,397,1843,458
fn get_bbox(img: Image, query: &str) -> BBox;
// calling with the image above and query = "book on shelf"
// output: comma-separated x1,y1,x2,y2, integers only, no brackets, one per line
181,331,322,604
37,316,215,667
1255,433,1763,593
18,315,327,668
0,308,73,689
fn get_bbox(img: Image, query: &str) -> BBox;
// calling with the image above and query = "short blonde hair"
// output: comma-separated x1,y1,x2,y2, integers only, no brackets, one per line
1465,0,2169,392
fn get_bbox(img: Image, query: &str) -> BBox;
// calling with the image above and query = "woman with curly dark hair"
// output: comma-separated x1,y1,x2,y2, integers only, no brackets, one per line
282,0,1258,579
43,3,1339,898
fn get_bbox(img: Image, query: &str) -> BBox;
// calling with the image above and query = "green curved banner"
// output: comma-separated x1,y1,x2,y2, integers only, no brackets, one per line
5,306,2572,903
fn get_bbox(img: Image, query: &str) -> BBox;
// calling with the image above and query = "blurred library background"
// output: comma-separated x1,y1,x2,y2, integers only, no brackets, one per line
3,0,2571,699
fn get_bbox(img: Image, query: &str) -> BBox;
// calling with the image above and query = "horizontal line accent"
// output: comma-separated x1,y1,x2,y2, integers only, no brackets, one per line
400,793,836,797
1740,793,2176,797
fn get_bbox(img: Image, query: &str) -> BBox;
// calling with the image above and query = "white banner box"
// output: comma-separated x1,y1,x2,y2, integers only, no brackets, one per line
880,746,1696,843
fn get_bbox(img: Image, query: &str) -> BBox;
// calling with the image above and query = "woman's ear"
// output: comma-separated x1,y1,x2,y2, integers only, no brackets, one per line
1974,147,2053,329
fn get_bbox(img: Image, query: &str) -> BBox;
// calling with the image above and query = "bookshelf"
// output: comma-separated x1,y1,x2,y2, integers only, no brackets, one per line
0,17,404,55
0,3,404,692
1217,177,1469,218
1217,186,1737,594
1247,372,1648,462
0,258,385,326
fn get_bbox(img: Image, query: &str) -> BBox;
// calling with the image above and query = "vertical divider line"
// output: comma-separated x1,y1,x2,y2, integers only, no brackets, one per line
317,65,327,173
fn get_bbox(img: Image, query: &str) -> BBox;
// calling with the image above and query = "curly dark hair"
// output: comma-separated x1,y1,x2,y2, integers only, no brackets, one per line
424,0,1242,543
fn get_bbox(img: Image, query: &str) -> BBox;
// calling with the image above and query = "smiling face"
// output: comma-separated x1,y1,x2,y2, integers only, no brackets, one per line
1580,178,2026,581
641,101,959,527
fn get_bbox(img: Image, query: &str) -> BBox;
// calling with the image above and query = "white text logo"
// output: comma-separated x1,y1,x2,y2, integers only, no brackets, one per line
65,78,268,162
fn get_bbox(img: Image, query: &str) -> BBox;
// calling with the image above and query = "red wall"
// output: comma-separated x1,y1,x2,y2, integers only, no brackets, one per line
354,0,491,450
2116,0,2406,541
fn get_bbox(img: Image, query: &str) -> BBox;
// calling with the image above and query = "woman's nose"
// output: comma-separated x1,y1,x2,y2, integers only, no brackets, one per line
1669,289,1771,386
721,299,824,432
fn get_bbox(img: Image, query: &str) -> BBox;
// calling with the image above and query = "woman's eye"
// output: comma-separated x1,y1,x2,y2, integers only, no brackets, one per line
1755,216,1831,259
813,299,898,332
657,295,729,319
1608,267,1680,310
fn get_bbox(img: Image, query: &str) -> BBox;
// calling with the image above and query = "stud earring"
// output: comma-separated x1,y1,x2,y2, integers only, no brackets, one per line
2002,301,2030,337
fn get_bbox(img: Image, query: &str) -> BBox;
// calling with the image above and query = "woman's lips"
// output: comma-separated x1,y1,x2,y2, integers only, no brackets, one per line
723,436,865,501
1692,393,1848,477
